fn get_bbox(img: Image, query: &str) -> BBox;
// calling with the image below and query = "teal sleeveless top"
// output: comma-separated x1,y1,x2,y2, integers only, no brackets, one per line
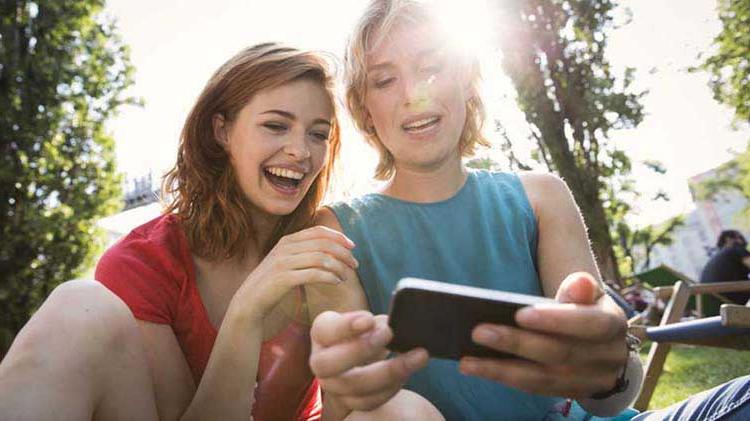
329,170,631,420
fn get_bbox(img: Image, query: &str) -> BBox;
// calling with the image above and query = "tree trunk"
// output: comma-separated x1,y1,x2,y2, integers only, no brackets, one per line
499,27,622,285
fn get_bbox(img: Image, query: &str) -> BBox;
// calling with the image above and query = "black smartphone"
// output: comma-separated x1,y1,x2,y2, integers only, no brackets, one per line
387,278,556,360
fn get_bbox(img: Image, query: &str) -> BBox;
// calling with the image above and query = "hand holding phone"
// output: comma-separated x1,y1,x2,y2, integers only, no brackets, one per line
387,278,555,360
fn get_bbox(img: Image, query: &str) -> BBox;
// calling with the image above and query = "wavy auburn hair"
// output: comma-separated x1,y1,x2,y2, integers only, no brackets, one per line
162,43,341,260
345,0,490,180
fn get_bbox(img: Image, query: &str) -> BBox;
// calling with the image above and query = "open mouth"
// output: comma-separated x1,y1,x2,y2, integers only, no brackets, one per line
264,166,305,193
402,116,441,134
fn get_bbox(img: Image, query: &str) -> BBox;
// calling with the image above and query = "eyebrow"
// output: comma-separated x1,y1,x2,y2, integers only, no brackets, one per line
261,109,331,126
366,48,441,73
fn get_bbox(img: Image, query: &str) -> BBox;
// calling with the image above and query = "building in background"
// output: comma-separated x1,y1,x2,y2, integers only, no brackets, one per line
639,164,749,279
98,172,162,248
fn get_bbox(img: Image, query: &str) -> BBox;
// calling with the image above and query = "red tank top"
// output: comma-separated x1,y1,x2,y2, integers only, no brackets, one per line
95,214,321,420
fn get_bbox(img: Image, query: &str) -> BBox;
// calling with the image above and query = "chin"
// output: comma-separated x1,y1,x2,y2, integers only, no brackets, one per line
264,203,300,217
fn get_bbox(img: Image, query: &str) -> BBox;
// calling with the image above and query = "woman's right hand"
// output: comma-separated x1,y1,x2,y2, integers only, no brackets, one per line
230,225,359,324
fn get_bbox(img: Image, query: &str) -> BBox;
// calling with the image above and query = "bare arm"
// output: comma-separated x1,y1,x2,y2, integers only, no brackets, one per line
307,207,432,418
520,173,602,296
142,226,359,420
139,313,265,421
306,207,369,318
459,173,638,417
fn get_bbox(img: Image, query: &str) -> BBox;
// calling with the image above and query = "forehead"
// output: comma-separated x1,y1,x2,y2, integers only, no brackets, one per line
366,22,446,67
244,78,333,118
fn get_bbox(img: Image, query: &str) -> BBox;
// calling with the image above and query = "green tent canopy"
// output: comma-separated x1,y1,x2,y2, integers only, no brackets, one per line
632,265,724,317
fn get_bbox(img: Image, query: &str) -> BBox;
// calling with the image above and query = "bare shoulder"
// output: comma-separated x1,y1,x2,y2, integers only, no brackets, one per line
517,172,574,221
312,206,344,232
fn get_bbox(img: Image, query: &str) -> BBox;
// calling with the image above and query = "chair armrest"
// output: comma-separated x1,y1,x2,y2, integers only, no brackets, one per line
646,316,750,342
721,304,750,328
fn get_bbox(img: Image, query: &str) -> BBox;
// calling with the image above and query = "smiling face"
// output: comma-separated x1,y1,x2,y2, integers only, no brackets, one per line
363,23,469,174
215,78,333,217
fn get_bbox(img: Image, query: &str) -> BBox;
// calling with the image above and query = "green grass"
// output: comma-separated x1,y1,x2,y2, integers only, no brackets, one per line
640,343,750,410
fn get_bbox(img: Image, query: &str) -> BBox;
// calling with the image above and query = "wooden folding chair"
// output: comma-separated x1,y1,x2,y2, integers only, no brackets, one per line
629,280,750,411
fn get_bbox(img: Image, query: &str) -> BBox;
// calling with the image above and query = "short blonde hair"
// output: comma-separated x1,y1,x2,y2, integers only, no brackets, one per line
345,0,490,180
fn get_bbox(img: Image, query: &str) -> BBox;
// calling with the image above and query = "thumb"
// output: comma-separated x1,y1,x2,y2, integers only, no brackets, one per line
555,272,602,304
311,310,375,349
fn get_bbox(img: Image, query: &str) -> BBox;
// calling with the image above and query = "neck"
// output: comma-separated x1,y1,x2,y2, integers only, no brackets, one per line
382,153,468,203
248,208,282,253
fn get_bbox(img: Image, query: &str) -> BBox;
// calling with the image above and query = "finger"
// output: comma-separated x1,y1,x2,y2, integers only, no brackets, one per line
311,311,376,348
472,324,577,365
554,272,602,304
287,268,345,287
281,225,355,249
514,304,626,341
320,349,428,397
472,324,626,367
284,252,354,282
458,357,607,399
284,238,359,269
310,323,394,378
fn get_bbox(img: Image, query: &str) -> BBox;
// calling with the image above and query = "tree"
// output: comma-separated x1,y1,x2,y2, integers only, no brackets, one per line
0,0,136,354
696,0,750,216
615,215,685,276
495,0,646,285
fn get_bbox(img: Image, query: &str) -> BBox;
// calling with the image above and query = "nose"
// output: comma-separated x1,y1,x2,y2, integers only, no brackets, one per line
283,132,311,161
402,73,431,109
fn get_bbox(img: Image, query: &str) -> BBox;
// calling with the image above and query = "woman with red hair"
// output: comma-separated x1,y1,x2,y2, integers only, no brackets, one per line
0,42,443,420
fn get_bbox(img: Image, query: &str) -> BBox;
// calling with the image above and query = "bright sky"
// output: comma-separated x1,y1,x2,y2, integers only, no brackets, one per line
105,0,749,228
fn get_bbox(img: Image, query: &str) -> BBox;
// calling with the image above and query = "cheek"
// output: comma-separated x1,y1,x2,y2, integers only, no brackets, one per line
310,143,330,174
228,142,262,182
366,95,394,128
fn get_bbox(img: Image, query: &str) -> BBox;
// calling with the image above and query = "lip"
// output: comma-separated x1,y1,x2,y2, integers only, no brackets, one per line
400,113,442,140
262,163,309,197
401,112,442,129
263,163,310,174
265,177,301,196
263,172,302,196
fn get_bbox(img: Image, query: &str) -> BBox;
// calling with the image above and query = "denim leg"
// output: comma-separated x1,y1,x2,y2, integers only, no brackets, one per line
632,375,750,421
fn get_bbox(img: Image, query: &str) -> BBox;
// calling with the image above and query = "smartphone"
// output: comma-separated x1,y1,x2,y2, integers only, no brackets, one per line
387,277,556,360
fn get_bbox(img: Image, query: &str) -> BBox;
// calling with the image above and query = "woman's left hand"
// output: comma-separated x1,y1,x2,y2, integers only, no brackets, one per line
458,272,628,399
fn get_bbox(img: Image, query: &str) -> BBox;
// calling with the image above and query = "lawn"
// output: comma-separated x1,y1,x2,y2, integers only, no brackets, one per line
641,342,750,410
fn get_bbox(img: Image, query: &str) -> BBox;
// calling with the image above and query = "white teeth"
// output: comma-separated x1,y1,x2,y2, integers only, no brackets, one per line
403,117,439,130
266,167,304,180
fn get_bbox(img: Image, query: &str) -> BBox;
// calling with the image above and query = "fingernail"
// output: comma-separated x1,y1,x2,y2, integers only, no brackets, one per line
351,315,371,332
405,349,426,370
460,358,477,374
516,308,539,325
475,326,499,344
353,258,359,268
345,238,356,248
368,327,391,347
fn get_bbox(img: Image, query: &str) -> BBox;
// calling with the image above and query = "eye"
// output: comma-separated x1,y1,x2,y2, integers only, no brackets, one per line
262,122,288,133
421,64,443,75
309,131,330,142
373,77,395,89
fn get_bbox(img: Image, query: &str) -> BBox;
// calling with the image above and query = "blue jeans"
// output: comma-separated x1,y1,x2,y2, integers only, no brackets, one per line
631,375,750,421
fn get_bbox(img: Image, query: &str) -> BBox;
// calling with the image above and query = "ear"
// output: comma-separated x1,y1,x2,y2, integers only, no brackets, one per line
457,60,474,98
364,112,375,134
212,113,229,149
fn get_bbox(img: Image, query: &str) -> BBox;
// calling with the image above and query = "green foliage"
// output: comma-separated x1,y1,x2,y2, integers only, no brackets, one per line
701,0,750,125
496,0,646,283
694,0,750,219
615,215,686,276
0,0,136,353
